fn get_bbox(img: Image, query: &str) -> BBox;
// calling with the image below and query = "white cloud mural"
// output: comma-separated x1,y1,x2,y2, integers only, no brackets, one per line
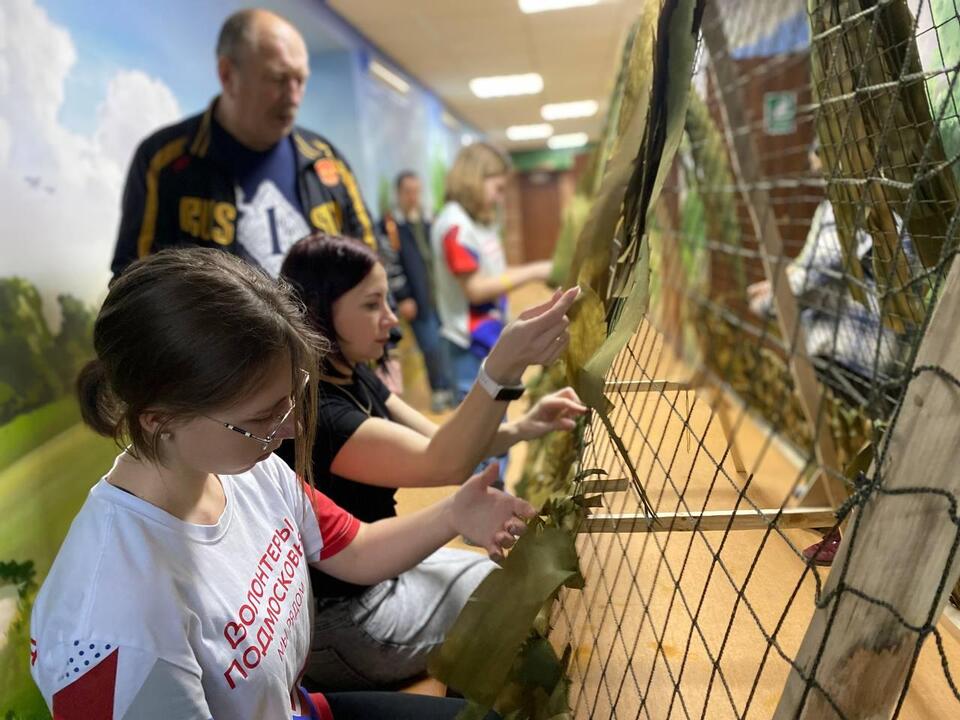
0,0,181,311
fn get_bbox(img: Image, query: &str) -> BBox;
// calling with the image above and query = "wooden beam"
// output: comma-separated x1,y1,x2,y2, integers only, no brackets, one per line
579,477,630,493
775,245,960,718
604,379,697,393
578,507,836,534
701,2,845,508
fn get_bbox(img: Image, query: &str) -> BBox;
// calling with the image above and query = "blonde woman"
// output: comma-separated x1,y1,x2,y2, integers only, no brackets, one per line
432,143,551,412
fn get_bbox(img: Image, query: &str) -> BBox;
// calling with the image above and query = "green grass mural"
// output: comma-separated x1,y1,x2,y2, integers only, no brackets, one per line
0,403,117,718
0,278,112,719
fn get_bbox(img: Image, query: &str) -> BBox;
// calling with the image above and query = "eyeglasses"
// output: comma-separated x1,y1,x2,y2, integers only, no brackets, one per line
208,369,310,450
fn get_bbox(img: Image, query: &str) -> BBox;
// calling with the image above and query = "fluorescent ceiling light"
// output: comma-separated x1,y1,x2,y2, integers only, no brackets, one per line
541,99,599,121
470,73,543,99
519,0,600,13
548,132,589,149
506,123,554,141
369,59,410,94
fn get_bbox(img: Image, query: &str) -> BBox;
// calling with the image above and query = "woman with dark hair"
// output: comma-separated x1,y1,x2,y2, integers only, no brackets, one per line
278,233,585,691
29,248,535,719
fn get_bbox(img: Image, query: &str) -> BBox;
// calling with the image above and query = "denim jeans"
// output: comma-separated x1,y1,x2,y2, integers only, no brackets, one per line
409,307,453,393
444,339,510,490
304,548,495,692
319,692,500,719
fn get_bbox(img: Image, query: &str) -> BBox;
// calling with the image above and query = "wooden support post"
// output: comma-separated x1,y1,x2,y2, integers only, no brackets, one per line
701,2,845,508
775,250,960,718
579,507,836,534
705,385,749,479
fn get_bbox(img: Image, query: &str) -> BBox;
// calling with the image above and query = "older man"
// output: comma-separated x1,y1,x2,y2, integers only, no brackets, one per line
111,8,406,297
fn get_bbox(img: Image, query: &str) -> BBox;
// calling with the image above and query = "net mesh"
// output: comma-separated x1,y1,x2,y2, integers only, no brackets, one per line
548,1,960,717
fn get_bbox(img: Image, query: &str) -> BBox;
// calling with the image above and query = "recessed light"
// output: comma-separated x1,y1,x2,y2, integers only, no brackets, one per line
541,100,599,121
469,73,544,99
506,123,554,141
519,0,600,14
547,132,589,149
369,60,410,94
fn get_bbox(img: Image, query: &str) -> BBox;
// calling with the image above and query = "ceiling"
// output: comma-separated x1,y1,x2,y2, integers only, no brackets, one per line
327,0,640,150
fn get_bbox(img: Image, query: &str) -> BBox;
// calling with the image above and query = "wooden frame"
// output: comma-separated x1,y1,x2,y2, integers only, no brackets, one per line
563,5,960,716
773,233,960,718
579,476,630,493
579,507,836,534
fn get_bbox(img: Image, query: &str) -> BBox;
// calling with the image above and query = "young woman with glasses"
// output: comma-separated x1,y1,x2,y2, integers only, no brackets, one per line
29,248,536,720
277,233,585,692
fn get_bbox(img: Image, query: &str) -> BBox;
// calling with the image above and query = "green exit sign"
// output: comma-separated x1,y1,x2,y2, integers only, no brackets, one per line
764,91,797,135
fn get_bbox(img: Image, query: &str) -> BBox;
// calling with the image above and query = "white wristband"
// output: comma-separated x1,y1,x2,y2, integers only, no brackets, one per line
477,360,525,402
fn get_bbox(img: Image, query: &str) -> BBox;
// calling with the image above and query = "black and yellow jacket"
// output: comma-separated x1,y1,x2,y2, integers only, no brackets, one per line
111,98,408,299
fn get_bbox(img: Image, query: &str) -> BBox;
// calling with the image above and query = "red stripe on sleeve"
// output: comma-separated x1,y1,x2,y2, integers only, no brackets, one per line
309,692,334,720
53,648,118,719
443,226,479,275
301,482,360,560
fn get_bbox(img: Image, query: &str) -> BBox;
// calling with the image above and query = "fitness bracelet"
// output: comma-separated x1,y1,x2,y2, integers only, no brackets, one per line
476,360,525,401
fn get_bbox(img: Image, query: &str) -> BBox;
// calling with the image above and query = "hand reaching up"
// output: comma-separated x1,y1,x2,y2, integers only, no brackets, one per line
484,286,581,385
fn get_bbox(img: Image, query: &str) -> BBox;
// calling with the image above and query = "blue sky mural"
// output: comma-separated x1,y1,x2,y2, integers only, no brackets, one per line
0,0,467,315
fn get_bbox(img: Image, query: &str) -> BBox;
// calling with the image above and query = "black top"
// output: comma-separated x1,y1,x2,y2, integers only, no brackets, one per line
277,363,397,598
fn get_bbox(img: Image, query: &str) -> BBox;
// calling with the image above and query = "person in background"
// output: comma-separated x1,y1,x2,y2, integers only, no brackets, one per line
746,140,913,566
30,249,519,720
380,171,455,412
277,234,584,691
432,143,553,487
110,7,408,305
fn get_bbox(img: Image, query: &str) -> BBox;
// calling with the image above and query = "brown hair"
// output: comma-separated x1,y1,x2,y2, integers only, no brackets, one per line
444,141,511,224
77,248,324,483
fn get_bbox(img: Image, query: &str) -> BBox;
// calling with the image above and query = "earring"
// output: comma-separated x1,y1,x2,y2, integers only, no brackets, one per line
160,431,172,441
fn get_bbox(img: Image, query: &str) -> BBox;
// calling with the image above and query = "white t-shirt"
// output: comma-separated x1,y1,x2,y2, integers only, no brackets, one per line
431,201,508,353
30,453,358,720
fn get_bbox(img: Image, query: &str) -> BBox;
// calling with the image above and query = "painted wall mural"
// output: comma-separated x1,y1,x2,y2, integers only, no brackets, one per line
0,1,469,715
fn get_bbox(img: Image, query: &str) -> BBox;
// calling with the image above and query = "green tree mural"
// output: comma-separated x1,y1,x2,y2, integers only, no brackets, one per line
0,280,61,422
50,296,95,391
0,280,96,425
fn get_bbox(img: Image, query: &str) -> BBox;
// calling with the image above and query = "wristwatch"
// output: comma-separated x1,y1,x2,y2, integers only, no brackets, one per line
477,360,525,401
